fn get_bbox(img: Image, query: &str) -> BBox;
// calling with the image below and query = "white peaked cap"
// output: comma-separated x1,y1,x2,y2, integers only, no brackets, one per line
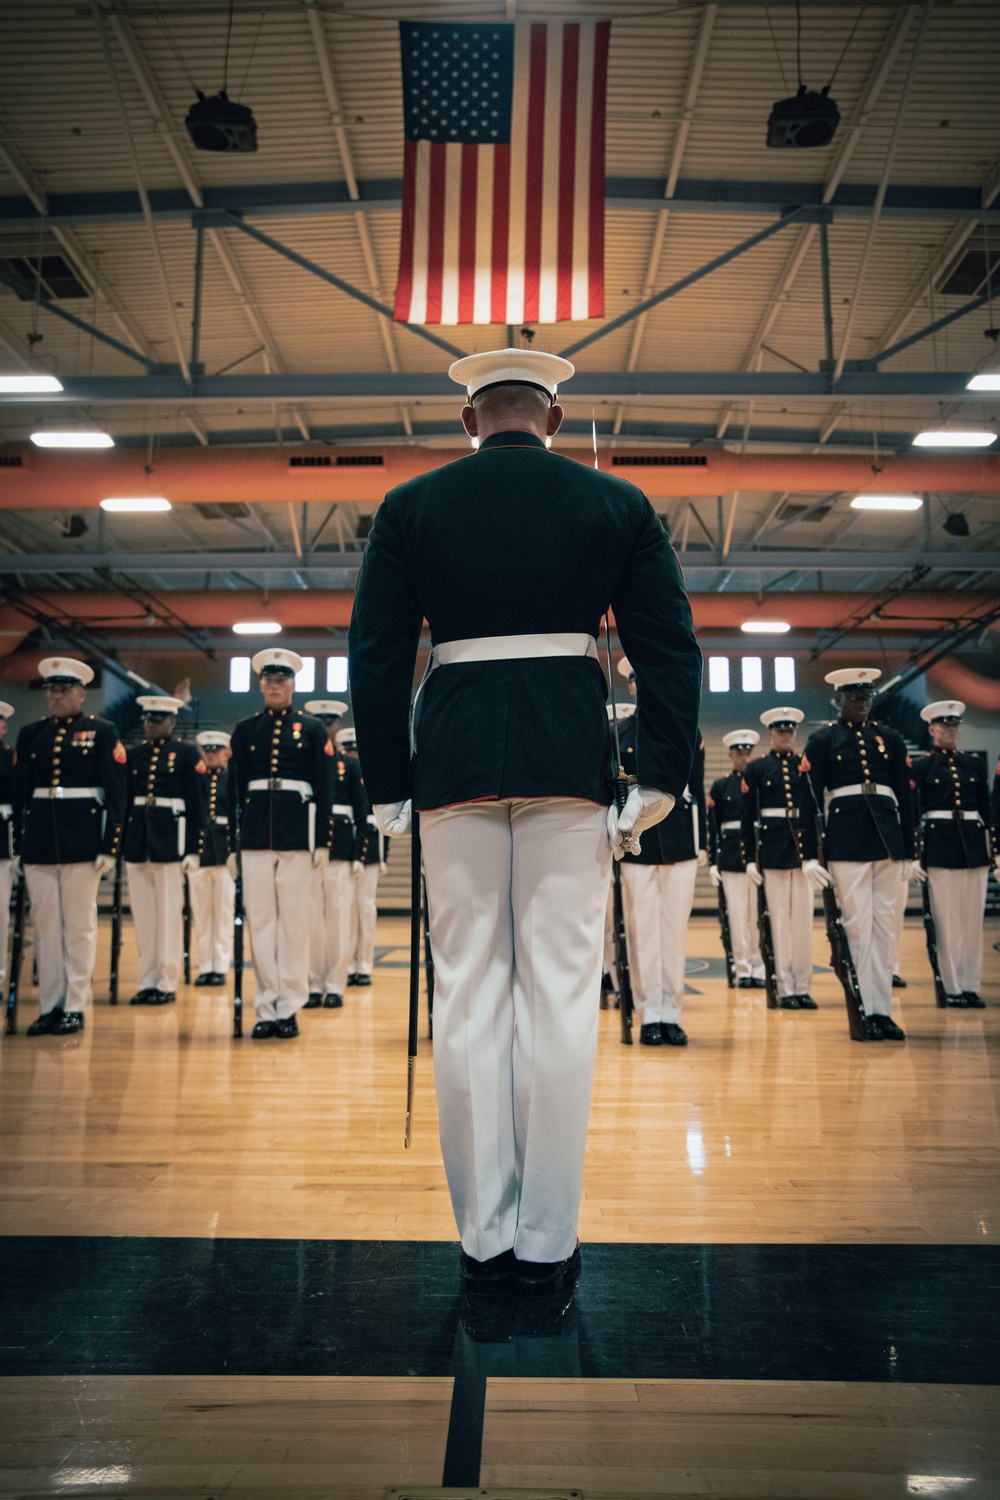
617,657,634,680
920,700,965,723
607,703,637,721
252,647,303,676
0,701,14,719
334,727,358,749
304,700,349,718
137,695,185,715
760,707,804,728
196,731,231,748
824,667,882,690
38,656,94,686
447,347,575,401
723,729,760,747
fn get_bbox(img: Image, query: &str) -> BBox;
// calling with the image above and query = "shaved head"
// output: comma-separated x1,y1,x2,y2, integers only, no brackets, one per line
461,381,564,445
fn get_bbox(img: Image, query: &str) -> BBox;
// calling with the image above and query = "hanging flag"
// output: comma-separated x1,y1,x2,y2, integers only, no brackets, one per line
393,19,610,327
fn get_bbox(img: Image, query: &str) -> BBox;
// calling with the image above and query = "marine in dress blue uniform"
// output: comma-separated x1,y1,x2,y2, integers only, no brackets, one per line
0,701,16,1001
301,701,367,1010
228,650,336,1038
708,729,765,990
123,696,208,1004
912,700,991,1006
803,668,916,1040
335,725,388,989
12,657,128,1035
190,731,234,986
349,349,701,1286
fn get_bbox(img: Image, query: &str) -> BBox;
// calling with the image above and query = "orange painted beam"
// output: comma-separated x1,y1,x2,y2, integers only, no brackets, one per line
2,445,1000,507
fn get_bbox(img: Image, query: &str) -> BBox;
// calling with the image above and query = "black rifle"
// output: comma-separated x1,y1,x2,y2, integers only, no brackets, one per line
406,812,421,1147
803,778,870,1040
182,873,192,986
109,853,123,1005
422,874,434,1041
611,845,634,1045
753,800,779,1009
5,860,27,1035
918,834,948,1007
232,802,245,1039
716,876,737,988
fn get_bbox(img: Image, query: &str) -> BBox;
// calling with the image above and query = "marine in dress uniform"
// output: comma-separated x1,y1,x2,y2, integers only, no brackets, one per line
228,651,336,1039
741,708,825,1010
616,655,706,1048
301,701,367,1010
190,731,234,987
803,669,917,1041
0,701,16,1001
123,697,208,1005
708,729,765,990
911,701,991,1007
336,726,389,989
12,658,127,1035
349,348,700,1290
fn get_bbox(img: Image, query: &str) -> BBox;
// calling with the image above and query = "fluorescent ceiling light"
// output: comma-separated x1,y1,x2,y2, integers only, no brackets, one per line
31,429,115,449
965,374,1000,391
100,496,171,512
912,430,996,448
741,620,791,634
850,494,922,511
0,374,63,393
232,620,282,636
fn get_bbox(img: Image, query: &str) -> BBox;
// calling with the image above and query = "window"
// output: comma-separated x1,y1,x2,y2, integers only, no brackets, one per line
774,656,796,693
741,656,763,693
295,657,316,694
326,656,348,693
229,656,251,692
708,656,730,693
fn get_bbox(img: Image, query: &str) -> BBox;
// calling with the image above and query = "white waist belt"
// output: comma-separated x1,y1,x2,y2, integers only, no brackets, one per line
247,778,313,800
759,807,799,819
923,809,983,823
134,796,185,814
367,814,378,827
830,783,897,806
0,804,11,819
720,820,741,832
432,632,599,667
33,785,105,802
332,803,355,818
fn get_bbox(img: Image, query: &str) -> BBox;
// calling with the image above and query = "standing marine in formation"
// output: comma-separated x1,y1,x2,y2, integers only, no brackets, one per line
707,728,765,990
336,725,388,990
0,700,14,1001
190,730,234,987
302,700,367,1010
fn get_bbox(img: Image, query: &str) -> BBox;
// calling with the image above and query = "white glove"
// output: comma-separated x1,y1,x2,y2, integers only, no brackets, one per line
226,852,239,881
607,787,675,860
312,847,329,868
374,800,412,836
180,854,200,874
350,859,363,880
709,863,721,889
696,849,708,868
803,858,832,891
93,852,115,878
379,860,388,874
746,863,763,888
9,855,21,878
911,861,928,883
899,859,918,884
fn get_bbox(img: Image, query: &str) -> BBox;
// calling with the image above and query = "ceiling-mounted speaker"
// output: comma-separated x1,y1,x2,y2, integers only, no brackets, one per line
767,86,840,149
185,91,258,153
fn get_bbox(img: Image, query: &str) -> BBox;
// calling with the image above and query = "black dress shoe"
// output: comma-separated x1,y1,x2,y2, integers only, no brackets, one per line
639,1022,663,1045
737,977,754,989
146,990,176,1005
209,973,227,986
276,1016,300,1038
796,994,818,1010
27,1011,58,1035
660,1022,688,1046
194,974,214,987
861,1015,884,1040
601,971,616,994
512,1244,581,1297
346,973,361,987
353,973,372,987
251,1020,279,1039
129,989,156,1005
460,1248,514,1295
304,993,322,1009
876,1015,906,1040
323,992,343,1008
750,977,767,990
892,974,907,989
50,1010,84,1035
776,996,801,1009
962,991,985,1008
944,994,970,1008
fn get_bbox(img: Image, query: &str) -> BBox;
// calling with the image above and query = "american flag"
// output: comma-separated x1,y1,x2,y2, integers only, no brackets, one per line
393,19,610,327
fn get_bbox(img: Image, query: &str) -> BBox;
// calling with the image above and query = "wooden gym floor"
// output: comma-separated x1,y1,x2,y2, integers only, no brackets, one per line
1,914,998,1497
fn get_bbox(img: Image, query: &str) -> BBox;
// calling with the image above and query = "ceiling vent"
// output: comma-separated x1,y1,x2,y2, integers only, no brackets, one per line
612,454,708,467
0,454,24,467
777,499,834,523
195,501,252,519
336,454,384,467
0,245,87,300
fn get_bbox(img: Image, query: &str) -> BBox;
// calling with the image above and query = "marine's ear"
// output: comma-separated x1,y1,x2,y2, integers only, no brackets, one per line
547,402,564,437
461,403,478,439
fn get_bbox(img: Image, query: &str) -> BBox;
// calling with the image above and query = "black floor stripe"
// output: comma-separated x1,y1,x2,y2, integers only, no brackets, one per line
1,1238,998,1385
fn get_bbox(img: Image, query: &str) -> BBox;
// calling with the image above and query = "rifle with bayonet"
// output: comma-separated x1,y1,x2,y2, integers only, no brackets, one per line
109,853,123,1005
803,776,870,1040
603,615,637,1046
716,877,737,988
422,874,434,1040
753,791,779,1010
182,872,192,986
918,829,948,1007
232,799,245,1039
5,858,26,1035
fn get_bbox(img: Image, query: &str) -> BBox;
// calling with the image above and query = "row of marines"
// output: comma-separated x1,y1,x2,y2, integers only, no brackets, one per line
0,651,387,1037
609,663,999,1045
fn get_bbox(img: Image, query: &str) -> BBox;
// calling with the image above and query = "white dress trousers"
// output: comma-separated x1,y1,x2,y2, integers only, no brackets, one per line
0,858,11,999
421,797,612,1265
927,865,988,997
891,872,908,980
242,849,313,1020
25,861,102,1016
308,857,353,998
348,863,380,977
620,859,698,1025
127,861,184,995
762,868,814,998
719,869,765,981
828,859,902,1017
188,864,235,977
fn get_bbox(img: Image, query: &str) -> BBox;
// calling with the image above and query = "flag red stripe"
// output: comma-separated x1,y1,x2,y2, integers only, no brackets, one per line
458,143,478,325
491,143,511,324
522,23,547,324
556,24,579,323
394,138,418,321
425,143,447,325
588,20,610,319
